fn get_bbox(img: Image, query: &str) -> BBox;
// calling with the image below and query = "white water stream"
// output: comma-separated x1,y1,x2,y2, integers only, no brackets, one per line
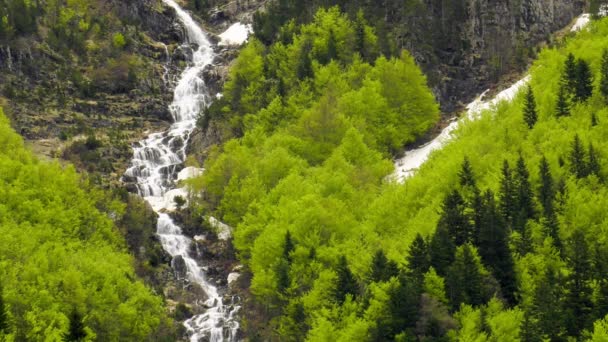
123,1,239,341
392,13,592,182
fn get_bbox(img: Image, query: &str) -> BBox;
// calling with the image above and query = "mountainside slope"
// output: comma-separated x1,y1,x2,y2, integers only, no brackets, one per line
181,5,608,341
252,0,585,112
0,0,183,185
0,108,176,340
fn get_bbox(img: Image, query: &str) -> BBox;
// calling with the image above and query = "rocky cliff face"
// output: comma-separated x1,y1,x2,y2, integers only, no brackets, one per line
411,0,586,111
0,0,192,185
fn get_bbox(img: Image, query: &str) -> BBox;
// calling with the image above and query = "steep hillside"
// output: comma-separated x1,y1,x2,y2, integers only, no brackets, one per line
0,107,177,340
181,5,608,342
252,0,585,112
0,0,182,185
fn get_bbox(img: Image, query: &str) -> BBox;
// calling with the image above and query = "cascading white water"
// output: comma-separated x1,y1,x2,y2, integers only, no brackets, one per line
391,13,593,182
123,1,240,341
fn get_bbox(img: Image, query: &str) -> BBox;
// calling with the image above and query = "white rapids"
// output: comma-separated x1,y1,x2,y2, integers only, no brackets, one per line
392,76,530,182
392,12,592,183
123,1,240,341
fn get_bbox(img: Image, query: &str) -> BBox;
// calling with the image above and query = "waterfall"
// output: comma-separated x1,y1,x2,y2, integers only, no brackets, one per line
123,1,239,341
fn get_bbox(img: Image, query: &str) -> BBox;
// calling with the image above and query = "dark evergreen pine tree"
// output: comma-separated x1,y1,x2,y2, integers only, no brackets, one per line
324,29,338,64
276,259,291,294
569,134,588,179
593,242,608,321
530,264,565,341
565,230,594,337
597,280,608,324
556,83,570,117
335,255,358,303
283,230,295,263
514,155,535,226
562,53,577,95
477,191,517,305
378,275,421,340
0,283,7,333
538,156,555,217
458,156,476,188
64,310,87,342
499,160,517,228
446,244,490,311
543,210,563,256
354,10,370,62
588,142,601,178
438,189,472,246
429,225,456,276
370,249,398,283
523,85,538,128
601,49,608,102
590,0,604,17
470,187,484,246
407,234,430,284
520,310,543,342
297,40,314,80
10,0,36,35
592,112,599,127
574,58,594,102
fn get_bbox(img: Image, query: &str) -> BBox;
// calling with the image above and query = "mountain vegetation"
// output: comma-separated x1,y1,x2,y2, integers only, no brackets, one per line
187,7,608,342
0,0,175,186
0,109,175,340
1,0,606,341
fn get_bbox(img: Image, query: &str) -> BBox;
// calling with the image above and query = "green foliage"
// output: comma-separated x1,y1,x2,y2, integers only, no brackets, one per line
64,310,87,342
370,249,398,283
197,6,608,342
445,244,496,311
0,109,171,340
523,85,538,128
458,156,476,188
439,189,472,246
204,7,438,151
565,230,594,336
112,32,126,50
600,49,608,102
0,283,7,334
406,233,430,282
193,7,440,339
335,256,358,303
556,83,570,117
